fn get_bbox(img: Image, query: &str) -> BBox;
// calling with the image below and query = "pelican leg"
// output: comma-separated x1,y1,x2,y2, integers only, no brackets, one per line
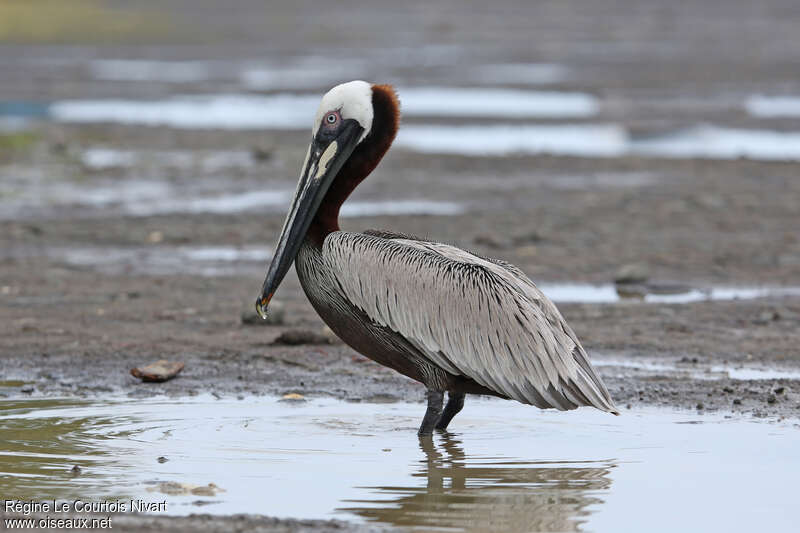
418,390,444,436
435,392,465,430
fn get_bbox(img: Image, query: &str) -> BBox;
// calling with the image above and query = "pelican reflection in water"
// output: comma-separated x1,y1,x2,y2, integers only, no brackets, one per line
338,434,614,532
257,81,618,435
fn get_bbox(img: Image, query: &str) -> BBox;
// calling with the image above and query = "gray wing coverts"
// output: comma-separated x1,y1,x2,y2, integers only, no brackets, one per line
324,232,619,414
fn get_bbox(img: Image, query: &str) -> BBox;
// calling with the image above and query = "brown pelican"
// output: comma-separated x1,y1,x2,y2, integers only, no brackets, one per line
257,81,618,435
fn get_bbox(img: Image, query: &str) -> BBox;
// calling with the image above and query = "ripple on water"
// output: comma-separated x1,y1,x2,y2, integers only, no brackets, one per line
0,395,797,532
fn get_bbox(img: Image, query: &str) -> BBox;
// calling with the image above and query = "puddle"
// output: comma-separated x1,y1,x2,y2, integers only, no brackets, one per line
48,88,598,129
0,101,50,119
397,124,800,161
538,283,800,304
114,193,461,218
628,125,800,161
122,190,292,216
593,357,800,382
49,94,319,130
745,95,800,118
0,395,797,532
397,124,629,157
81,148,255,172
46,245,271,276
0,174,464,220
398,88,598,118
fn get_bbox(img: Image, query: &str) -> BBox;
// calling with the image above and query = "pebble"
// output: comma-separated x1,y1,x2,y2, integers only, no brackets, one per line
280,393,306,402
614,263,649,284
130,360,185,382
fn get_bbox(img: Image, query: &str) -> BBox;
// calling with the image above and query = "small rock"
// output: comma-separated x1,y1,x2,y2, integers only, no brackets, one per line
131,360,185,382
696,403,704,410
71,465,81,475
733,398,742,405
767,394,777,404
146,230,164,244
614,263,649,284
273,329,330,346
191,483,225,497
251,146,272,161
774,387,785,395
148,482,225,497
241,300,286,326
280,393,305,401
722,386,734,394
473,234,505,249
20,385,34,394
157,456,168,463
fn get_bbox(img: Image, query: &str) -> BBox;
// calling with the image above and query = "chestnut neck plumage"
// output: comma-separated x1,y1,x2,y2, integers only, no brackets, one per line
307,85,399,247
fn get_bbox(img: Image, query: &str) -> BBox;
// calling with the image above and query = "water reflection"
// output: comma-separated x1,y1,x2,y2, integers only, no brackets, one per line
340,433,613,532
0,398,128,502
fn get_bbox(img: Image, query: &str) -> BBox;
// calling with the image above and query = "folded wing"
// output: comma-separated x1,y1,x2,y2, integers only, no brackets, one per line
324,232,618,414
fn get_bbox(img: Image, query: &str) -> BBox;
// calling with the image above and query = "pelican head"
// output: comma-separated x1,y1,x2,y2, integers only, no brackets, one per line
256,81,399,318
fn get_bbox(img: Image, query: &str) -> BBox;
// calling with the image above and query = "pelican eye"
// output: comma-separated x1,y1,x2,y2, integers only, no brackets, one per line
325,112,338,125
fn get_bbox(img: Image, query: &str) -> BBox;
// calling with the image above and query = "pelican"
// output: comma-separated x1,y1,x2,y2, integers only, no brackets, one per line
257,81,618,435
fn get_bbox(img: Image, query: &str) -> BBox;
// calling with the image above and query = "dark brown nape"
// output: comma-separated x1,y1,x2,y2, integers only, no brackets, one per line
308,84,400,246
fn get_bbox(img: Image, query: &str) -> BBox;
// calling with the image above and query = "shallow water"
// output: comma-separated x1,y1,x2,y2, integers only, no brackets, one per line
0,175,464,220
1,395,797,532
398,88,598,118
47,88,599,128
80,148,256,172
539,283,800,304
397,124,628,158
47,245,272,276
593,356,800,381
745,95,800,117
397,124,800,161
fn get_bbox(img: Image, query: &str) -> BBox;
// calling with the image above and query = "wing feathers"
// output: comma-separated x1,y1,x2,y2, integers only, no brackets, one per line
324,232,618,414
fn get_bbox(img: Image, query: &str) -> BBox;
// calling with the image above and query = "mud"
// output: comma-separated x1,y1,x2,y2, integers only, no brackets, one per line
2,0,800,531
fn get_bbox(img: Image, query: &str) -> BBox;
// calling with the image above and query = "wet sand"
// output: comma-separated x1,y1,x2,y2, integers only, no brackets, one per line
2,0,800,531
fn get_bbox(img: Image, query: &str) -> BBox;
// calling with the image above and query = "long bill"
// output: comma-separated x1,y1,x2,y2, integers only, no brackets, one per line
256,121,363,319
